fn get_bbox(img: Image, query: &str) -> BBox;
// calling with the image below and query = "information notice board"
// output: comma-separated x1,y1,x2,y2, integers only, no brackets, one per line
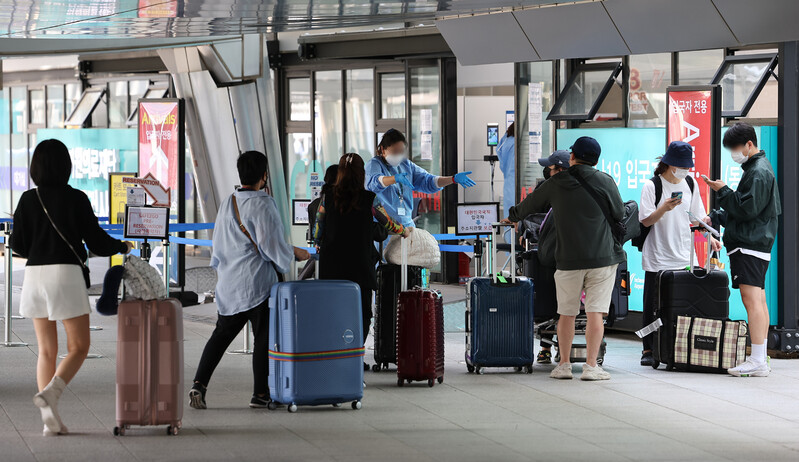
456,203,499,236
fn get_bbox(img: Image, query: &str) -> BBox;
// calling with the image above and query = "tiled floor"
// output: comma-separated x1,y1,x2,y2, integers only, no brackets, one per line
2,296,799,462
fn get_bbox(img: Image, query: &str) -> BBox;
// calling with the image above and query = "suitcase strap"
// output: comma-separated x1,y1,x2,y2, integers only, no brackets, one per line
268,347,365,362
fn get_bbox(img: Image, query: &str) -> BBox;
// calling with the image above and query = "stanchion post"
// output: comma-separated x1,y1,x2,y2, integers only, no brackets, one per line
162,239,170,293
2,222,27,347
227,321,254,355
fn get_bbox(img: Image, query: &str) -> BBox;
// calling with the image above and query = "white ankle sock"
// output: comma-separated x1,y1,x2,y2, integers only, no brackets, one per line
750,343,766,365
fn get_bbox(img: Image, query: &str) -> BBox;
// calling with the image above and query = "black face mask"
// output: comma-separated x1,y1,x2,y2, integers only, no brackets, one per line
542,166,551,180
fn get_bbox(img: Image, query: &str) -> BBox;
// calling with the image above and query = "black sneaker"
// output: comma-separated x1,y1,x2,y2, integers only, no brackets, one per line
537,350,552,364
364,362,370,372
640,351,654,366
189,382,207,410
249,395,270,409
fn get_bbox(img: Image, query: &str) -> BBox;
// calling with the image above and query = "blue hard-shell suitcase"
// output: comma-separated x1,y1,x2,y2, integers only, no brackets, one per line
465,225,535,374
268,280,364,412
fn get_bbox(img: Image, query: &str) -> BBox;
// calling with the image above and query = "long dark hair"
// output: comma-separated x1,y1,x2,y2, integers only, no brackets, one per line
377,129,407,157
653,161,669,177
333,153,366,214
506,122,515,138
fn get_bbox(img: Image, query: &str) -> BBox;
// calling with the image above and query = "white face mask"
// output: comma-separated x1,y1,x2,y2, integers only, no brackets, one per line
730,150,748,165
672,168,689,181
385,152,405,167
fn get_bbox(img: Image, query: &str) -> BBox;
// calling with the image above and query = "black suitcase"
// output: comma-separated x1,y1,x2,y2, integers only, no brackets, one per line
607,259,630,327
652,268,730,370
373,263,423,372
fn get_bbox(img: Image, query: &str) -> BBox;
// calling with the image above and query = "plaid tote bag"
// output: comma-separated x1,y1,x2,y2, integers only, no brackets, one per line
674,316,747,373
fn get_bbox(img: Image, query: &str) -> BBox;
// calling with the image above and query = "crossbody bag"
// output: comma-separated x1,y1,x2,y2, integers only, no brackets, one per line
36,188,91,288
569,170,627,244
231,193,284,282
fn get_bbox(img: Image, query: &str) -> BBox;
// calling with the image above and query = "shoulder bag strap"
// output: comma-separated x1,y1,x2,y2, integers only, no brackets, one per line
36,188,88,270
231,194,258,250
569,169,616,231
652,176,663,205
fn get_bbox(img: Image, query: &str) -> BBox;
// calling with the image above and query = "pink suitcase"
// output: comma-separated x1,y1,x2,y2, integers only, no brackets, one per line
114,299,183,436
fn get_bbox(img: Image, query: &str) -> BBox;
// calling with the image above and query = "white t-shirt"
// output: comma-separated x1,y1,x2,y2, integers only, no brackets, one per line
639,176,707,272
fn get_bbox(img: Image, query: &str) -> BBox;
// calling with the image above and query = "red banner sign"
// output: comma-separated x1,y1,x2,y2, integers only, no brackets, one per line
138,101,180,212
667,89,715,263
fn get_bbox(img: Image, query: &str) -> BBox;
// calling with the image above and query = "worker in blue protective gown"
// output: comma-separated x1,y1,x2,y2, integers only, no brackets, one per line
365,129,476,229
496,123,515,242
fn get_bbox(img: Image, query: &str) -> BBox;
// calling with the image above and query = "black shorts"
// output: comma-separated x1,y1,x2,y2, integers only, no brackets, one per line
729,251,769,289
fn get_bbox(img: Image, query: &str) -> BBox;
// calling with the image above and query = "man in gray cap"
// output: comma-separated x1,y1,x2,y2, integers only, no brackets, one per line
539,150,571,181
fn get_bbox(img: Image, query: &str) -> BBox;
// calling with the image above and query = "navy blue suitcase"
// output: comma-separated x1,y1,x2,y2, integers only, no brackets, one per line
465,225,535,374
268,280,364,412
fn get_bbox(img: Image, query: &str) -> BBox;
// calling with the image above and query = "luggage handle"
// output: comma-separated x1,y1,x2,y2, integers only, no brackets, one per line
400,237,408,292
490,223,516,284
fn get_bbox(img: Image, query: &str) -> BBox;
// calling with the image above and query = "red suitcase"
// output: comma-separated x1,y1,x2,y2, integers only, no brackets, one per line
114,299,184,436
396,288,444,387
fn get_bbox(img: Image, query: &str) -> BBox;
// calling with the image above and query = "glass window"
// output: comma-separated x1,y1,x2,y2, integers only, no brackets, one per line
65,87,105,127
285,132,315,246
678,49,724,86
711,54,777,117
548,63,622,120
314,71,343,170
289,78,311,121
381,73,406,119
65,83,81,119
92,91,108,128
29,90,45,126
517,62,555,200
109,81,128,128
11,87,27,207
0,89,11,216
748,65,778,119
628,53,672,128
410,66,441,241
46,85,65,128
345,69,375,160
11,87,26,135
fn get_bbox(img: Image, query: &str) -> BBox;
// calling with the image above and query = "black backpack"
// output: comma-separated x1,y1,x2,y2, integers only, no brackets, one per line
631,175,694,251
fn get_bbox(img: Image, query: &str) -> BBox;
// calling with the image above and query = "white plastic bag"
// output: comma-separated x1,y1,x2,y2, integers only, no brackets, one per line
123,255,168,300
385,228,440,269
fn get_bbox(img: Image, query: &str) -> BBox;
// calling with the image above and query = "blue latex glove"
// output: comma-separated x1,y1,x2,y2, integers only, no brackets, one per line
453,171,476,188
395,172,413,188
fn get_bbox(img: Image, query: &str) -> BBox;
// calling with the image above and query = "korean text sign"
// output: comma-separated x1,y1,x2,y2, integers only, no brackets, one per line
456,203,499,236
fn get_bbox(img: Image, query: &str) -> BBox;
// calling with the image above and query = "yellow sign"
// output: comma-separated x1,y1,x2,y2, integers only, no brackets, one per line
110,172,136,266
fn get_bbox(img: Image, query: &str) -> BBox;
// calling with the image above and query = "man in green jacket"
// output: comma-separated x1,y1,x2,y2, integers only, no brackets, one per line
703,123,781,378
505,136,626,381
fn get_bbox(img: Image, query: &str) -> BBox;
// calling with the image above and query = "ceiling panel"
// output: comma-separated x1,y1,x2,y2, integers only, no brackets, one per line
714,0,799,45
604,0,738,54
514,2,630,60
436,12,539,65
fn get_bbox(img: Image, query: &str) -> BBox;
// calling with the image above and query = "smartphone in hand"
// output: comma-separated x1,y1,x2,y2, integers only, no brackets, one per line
671,192,683,200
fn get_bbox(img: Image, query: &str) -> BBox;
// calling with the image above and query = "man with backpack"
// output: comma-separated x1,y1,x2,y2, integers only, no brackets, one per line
506,137,626,381
635,141,720,366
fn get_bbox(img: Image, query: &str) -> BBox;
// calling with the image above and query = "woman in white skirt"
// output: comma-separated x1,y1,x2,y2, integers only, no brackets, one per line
10,139,132,436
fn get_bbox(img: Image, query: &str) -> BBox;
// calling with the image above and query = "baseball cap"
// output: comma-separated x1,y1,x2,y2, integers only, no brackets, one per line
570,136,601,164
538,150,571,169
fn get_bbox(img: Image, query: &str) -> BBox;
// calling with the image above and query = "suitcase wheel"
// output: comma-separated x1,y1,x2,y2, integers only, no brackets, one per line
351,401,362,410
427,379,435,387
651,360,660,370
597,357,604,366
526,365,534,374
467,364,475,373
167,425,179,436
476,367,484,375
397,379,404,387
267,401,278,411
113,426,125,436
372,364,381,373
514,367,523,373
332,403,343,408
406,379,412,383
437,376,444,384
288,403,298,413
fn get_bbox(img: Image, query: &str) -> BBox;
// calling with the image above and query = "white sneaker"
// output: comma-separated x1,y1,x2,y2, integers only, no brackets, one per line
43,423,68,436
550,363,573,380
33,376,66,434
580,364,611,381
728,358,770,377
